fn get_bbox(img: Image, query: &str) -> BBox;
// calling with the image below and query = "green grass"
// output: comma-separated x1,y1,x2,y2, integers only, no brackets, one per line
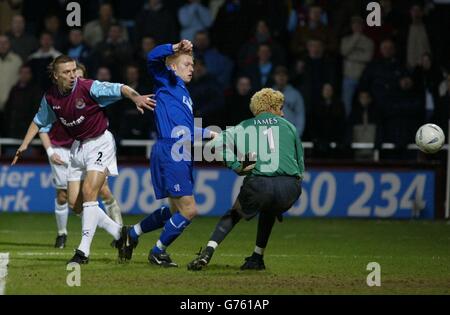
0,213,449,294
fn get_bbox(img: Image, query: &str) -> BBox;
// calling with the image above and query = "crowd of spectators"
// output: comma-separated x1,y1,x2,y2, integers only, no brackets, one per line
1,0,450,161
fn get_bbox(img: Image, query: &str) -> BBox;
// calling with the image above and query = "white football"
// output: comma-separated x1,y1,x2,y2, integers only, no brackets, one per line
415,124,445,154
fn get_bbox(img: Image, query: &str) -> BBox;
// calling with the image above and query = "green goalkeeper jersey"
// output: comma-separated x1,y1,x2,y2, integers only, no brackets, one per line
208,112,304,178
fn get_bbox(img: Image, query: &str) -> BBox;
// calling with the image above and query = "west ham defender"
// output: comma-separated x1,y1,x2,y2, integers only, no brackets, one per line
39,63,123,249
12,55,155,264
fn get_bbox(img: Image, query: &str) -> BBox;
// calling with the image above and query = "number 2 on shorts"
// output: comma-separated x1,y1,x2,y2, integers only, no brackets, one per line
96,151,103,162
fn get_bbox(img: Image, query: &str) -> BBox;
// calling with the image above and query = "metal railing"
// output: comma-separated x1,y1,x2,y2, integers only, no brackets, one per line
1,137,449,219
2,138,448,154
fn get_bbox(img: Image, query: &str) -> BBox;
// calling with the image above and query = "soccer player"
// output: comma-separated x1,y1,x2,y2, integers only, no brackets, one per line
39,63,123,249
12,55,155,264
122,40,216,267
187,88,304,271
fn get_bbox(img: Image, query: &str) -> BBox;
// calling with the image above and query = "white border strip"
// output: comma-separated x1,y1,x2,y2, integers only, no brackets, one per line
0,253,10,295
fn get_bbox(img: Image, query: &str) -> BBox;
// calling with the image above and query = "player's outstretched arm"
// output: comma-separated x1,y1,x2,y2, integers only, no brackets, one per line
11,121,40,166
120,85,156,114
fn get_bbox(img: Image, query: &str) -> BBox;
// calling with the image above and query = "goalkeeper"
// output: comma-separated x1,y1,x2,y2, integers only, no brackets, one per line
188,88,304,271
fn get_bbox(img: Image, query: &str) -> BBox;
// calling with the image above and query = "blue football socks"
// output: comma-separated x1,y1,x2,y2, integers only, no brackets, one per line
152,212,191,254
129,206,172,241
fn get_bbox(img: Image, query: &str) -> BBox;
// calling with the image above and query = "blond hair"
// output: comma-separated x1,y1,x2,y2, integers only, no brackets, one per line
249,88,284,116
76,62,87,78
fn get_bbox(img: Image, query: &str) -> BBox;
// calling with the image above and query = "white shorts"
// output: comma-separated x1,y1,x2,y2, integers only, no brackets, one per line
68,130,118,182
49,146,70,189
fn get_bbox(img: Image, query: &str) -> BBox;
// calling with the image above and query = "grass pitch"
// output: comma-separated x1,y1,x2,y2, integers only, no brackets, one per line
0,213,449,295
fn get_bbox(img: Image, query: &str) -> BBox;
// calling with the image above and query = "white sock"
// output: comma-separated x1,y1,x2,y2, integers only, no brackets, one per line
55,200,68,235
78,202,100,257
104,198,123,225
254,246,265,255
207,241,218,249
96,206,121,240
133,223,143,236
156,240,166,251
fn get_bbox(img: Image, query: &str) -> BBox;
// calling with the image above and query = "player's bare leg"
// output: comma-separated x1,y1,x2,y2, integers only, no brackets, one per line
99,181,123,225
147,196,198,267
54,189,69,248
188,199,242,271
68,171,126,264
68,180,84,214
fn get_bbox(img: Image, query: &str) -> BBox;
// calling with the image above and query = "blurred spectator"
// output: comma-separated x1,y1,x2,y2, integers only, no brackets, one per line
43,14,67,52
290,4,337,59
110,64,154,146
363,0,399,59
210,0,251,58
312,83,346,158
398,4,432,70
348,90,380,160
95,66,112,82
438,74,450,138
225,75,254,126
298,39,338,139
413,53,444,123
379,75,423,158
0,0,22,34
0,35,22,131
272,66,305,138
6,15,38,62
83,2,129,48
21,0,63,35
340,16,374,118
287,0,308,33
379,0,405,30
3,64,41,138
360,39,406,113
243,43,276,91
247,0,290,43
430,0,450,69
238,19,286,70
66,29,91,68
193,30,233,89
289,59,305,91
136,0,178,43
178,0,213,41
189,58,225,128
326,0,360,39
134,35,157,88
27,31,62,90
209,0,225,20
91,23,133,81
113,0,146,45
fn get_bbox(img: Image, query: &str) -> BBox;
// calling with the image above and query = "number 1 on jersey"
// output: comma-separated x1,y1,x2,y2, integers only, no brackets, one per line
263,128,276,153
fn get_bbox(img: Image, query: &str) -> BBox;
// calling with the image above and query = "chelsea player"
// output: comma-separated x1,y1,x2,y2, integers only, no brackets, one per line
124,40,216,267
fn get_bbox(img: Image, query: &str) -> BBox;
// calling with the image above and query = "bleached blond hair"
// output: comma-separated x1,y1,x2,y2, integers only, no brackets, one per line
249,88,284,116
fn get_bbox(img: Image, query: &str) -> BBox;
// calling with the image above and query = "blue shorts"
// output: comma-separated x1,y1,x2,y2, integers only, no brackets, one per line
150,139,194,200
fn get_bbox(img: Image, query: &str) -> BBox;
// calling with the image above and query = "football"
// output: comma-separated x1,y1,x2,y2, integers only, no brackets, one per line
415,124,445,154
